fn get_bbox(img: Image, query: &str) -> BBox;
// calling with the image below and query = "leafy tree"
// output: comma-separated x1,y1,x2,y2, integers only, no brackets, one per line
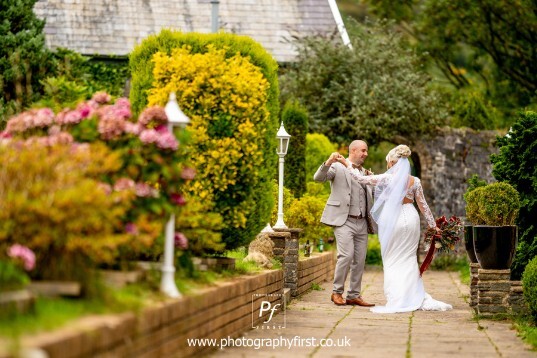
282,100,309,198
280,20,446,145
0,0,54,123
363,0,537,124
491,111,537,279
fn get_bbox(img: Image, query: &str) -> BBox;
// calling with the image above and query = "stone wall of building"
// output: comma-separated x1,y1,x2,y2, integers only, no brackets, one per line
413,127,501,221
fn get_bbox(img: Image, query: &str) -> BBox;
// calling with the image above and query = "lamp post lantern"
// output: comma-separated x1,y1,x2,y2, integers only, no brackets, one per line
273,122,291,229
161,92,190,298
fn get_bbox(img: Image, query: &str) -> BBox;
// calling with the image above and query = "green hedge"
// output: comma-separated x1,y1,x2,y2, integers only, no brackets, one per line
282,100,309,198
522,256,537,320
129,30,279,250
492,111,537,279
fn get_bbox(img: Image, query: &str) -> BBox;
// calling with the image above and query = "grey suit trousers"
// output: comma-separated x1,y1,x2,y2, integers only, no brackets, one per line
333,216,368,299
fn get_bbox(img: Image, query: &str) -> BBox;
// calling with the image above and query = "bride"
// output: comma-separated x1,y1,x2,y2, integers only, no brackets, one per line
337,144,452,313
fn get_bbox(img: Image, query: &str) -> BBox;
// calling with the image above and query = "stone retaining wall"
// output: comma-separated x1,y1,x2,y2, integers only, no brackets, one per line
297,252,336,296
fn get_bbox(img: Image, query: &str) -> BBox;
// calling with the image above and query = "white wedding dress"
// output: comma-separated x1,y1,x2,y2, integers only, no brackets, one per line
349,170,453,313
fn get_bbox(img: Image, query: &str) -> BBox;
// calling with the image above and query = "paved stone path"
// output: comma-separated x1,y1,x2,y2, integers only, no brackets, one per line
210,268,536,357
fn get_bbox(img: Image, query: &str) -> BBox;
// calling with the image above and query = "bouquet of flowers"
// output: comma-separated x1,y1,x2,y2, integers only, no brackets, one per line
420,215,463,275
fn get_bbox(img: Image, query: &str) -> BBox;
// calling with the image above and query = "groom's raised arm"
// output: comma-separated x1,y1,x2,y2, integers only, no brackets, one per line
313,152,340,182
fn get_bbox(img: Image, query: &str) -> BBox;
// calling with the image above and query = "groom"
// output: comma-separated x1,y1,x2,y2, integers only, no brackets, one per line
314,140,376,306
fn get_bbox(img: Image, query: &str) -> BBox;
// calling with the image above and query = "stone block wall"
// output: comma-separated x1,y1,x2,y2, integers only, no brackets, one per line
414,127,499,220
273,228,302,297
508,281,527,314
297,252,336,296
470,263,479,309
470,267,528,318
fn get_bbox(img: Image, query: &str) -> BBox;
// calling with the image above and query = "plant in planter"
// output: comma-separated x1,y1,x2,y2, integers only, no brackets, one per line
464,181,521,269
462,175,488,264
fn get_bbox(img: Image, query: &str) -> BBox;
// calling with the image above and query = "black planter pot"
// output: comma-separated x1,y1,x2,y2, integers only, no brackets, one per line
464,225,478,264
473,225,518,269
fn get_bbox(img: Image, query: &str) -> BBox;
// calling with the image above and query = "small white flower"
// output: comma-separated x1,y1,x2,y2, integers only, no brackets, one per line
435,242,442,249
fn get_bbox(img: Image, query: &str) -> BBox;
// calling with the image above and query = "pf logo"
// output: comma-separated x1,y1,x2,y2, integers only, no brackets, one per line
252,293,286,329
259,301,280,323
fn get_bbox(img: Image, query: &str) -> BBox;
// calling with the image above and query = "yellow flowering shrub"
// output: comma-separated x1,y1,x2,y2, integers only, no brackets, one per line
147,45,273,249
0,142,136,291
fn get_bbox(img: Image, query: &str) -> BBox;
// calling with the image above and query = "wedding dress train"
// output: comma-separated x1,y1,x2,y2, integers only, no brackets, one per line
370,203,452,313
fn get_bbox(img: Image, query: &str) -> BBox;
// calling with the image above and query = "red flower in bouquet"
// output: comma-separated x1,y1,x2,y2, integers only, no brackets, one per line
424,215,463,253
420,215,463,275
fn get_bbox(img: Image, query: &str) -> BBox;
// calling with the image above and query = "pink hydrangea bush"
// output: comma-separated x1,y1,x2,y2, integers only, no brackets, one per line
0,93,196,270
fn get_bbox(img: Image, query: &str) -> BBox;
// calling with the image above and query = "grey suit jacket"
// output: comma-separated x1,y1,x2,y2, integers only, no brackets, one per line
313,161,378,233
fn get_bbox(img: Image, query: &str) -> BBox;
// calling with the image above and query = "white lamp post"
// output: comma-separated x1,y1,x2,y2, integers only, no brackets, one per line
161,92,190,298
273,122,291,229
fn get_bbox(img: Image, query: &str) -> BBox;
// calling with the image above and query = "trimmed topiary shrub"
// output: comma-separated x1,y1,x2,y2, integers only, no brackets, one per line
464,182,520,226
522,256,537,320
282,100,308,198
130,31,279,250
492,111,537,279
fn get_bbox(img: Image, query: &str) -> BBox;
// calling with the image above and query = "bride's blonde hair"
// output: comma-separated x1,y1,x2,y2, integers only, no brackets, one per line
386,144,411,163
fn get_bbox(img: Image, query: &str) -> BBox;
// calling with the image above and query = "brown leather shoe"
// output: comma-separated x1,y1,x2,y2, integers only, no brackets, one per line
346,296,375,307
331,293,346,306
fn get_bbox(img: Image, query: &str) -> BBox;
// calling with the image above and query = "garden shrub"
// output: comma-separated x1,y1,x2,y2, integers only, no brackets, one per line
450,89,500,130
366,235,382,266
0,93,200,271
492,111,537,279
270,181,295,228
522,256,537,321
271,181,332,244
282,100,308,198
0,0,55,125
305,133,337,194
0,142,133,291
464,182,520,226
131,31,279,250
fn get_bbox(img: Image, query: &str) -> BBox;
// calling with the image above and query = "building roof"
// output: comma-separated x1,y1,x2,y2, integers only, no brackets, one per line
34,0,345,63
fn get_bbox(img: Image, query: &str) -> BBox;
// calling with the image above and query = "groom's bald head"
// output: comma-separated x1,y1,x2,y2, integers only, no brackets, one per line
349,140,368,167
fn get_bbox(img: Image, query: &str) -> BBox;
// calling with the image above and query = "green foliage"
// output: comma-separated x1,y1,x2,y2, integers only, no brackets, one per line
0,0,55,124
130,30,279,250
34,76,91,112
464,182,520,226
491,111,537,279
450,90,501,130
0,260,30,293
271,181,332,243
366,235,382,266
0,142,133,290
271,181,295,226
282,100,309,198
465,174,488,196
176,198,225,256
365,141,395,175
280,20,446,145
430,252,469,272
2,93,197,269
363,0,537,127
306,133,337,183
522,256,537,321
37,49,130,109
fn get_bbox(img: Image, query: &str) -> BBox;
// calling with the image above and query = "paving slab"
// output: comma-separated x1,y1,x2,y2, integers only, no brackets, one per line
207,269,536,357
